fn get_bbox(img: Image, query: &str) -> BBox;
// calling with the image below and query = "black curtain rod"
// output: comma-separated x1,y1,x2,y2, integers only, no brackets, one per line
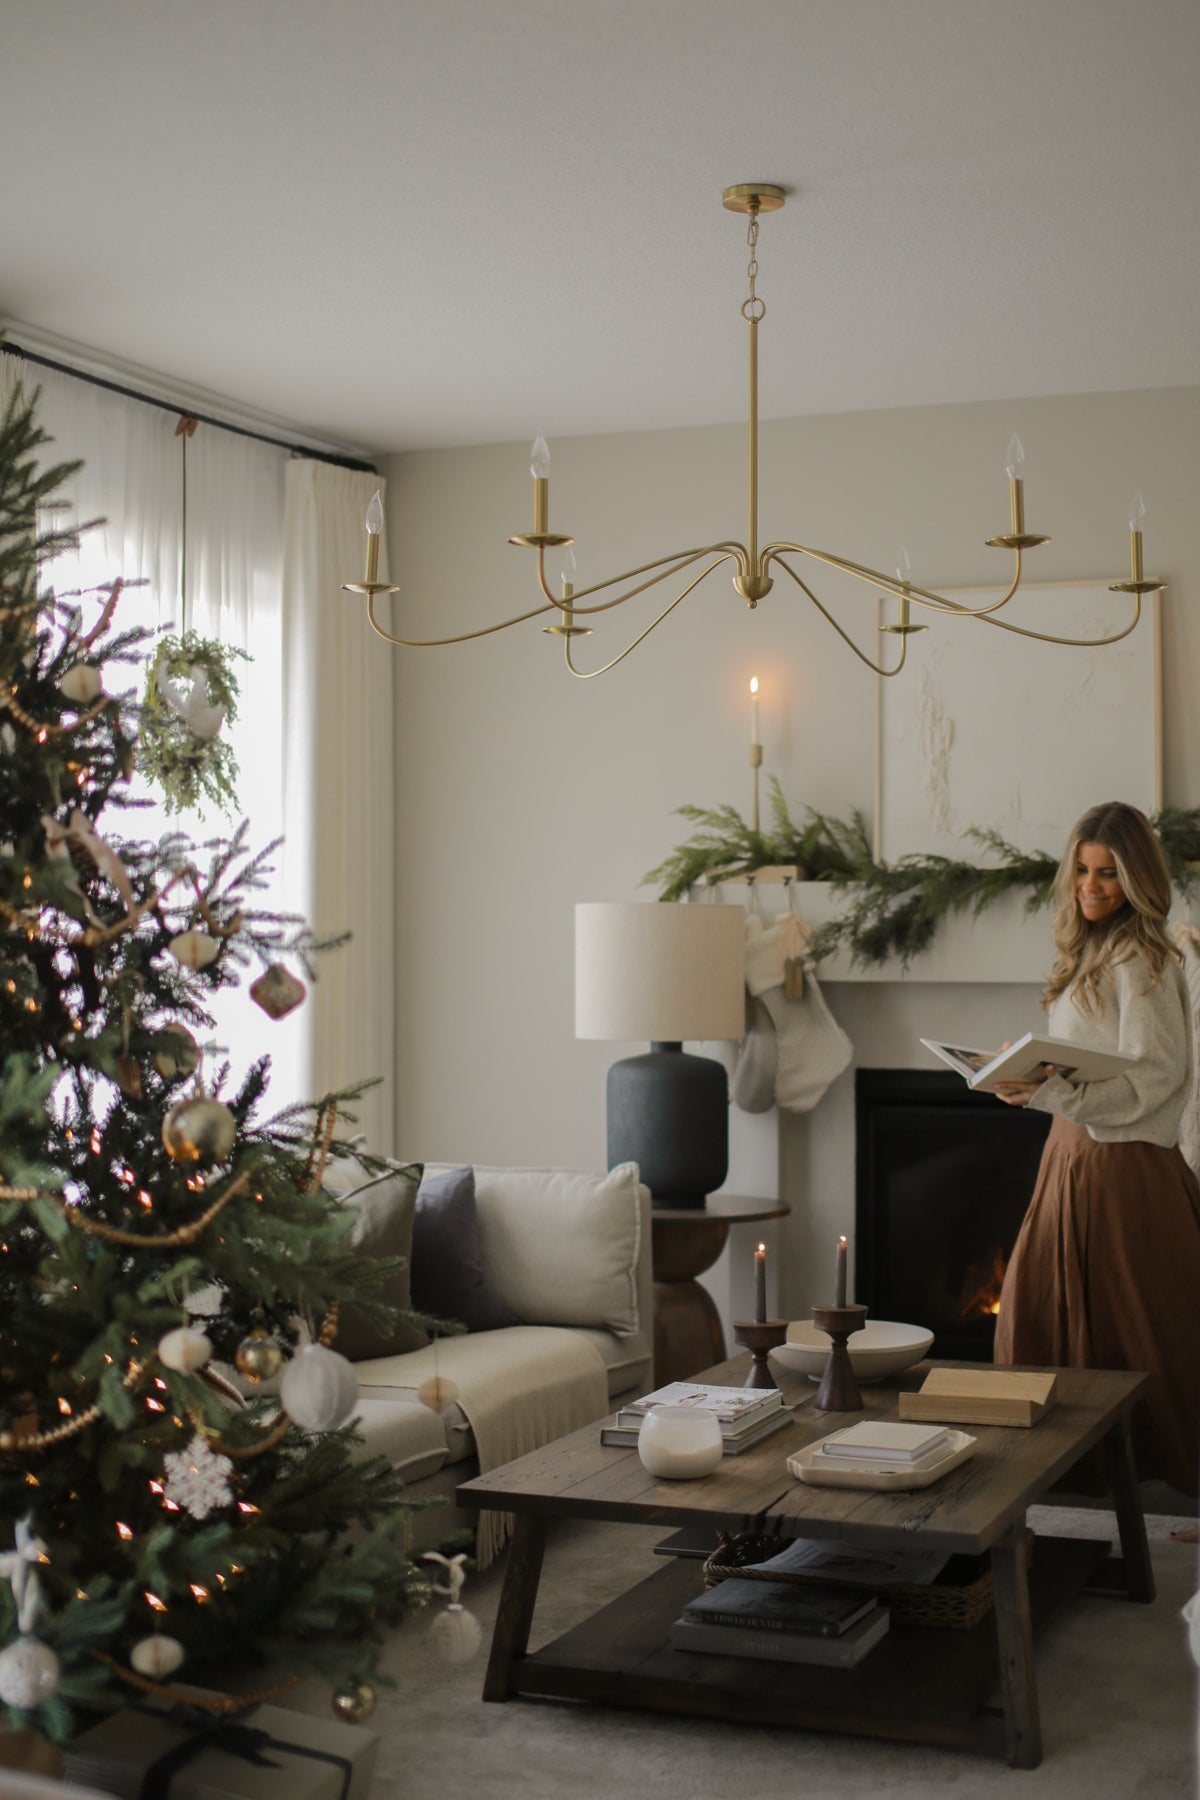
2,340,378,475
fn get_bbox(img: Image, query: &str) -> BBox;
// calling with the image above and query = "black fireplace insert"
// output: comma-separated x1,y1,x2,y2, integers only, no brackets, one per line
855,1068,1053,1361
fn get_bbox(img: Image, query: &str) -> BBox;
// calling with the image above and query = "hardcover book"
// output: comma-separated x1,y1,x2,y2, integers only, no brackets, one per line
601,1410,790,1454
818,1421,952,1462
920,1031,1136,1094
671,1604,890,1667
616,1381,783,1426
682,1577,877,1637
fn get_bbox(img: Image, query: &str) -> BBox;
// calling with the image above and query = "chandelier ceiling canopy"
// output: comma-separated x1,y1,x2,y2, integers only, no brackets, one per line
343,184,1162,679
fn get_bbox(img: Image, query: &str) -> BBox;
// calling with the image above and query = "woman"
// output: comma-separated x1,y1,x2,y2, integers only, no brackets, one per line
993,801,1200,1500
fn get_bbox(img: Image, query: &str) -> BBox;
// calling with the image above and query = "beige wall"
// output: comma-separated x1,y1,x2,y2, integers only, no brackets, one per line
379,385,1200,1316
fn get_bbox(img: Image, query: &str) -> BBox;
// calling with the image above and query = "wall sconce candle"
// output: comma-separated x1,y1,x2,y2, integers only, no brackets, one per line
364,489,384,586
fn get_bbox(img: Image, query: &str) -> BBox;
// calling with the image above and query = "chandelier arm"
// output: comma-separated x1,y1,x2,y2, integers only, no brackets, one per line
535,543,747,613
763,543,1025,617
563,557,738,680
771,557,909,678
364,591,559,647
974,593,1143,647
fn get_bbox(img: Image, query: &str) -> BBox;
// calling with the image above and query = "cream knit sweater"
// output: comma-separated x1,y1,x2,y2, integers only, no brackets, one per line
1028,950,1193,1146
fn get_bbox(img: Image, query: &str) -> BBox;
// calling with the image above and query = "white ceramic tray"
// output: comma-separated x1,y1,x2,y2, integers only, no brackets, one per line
787,1428,977,1491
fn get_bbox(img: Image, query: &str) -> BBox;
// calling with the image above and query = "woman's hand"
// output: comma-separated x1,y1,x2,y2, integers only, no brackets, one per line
994,1064,1054,1107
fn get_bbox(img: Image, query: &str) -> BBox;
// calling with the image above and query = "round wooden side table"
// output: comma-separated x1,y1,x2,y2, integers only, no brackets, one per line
651,1194,789,1387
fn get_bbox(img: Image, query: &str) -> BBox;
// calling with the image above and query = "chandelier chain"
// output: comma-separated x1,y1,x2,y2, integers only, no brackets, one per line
742,211,765,323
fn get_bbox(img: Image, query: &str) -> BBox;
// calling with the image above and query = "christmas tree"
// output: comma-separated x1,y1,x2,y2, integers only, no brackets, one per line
0,379,440,1743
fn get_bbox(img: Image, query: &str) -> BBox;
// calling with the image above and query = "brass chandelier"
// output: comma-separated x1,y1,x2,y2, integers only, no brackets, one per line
343,184,1162,679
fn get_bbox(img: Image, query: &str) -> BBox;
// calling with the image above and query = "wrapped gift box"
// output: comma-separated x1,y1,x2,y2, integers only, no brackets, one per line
63,1690,378,1800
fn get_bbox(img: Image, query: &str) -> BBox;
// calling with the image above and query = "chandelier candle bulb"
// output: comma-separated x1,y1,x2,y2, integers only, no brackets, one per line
836,1235,848,1308
754,1242,767,1323
364,489,384,587
1129,494,1146,582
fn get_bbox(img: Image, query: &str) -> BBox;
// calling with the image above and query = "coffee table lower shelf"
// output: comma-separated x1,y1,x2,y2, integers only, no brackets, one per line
503,1534,1109,1759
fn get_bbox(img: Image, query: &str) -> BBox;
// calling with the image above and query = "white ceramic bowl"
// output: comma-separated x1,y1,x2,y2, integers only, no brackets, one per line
770,1319,934,1385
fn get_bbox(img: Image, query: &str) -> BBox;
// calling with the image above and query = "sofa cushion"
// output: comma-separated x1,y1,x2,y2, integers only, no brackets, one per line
411,1165,520,1332
439,1162,644,1337
335,1164,429,1360
350,1396,448,1484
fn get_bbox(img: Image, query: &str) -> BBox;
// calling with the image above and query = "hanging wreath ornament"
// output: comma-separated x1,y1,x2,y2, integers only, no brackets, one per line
139,417,247,814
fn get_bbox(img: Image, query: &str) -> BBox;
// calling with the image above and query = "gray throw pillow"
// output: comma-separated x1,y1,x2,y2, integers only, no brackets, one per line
335,1163,430,1360
411,1165,520,1332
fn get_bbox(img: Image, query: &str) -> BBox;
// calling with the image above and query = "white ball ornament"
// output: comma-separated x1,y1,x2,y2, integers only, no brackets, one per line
0,1636,60,1708
157,1326,212,1373
169,930,220,971
280,1344,358,1432
130,1634,185,1679
60,662,103,705
430,1605,482,1666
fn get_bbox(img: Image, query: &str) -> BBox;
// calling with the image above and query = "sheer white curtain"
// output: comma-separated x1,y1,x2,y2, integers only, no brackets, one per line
282,460,395,1153
0,353,392,1136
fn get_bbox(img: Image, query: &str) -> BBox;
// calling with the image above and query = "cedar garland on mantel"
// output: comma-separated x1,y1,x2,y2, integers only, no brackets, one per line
643,779,1200,970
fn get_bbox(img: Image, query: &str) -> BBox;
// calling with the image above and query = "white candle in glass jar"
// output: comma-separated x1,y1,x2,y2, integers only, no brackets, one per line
637,1407,723,1479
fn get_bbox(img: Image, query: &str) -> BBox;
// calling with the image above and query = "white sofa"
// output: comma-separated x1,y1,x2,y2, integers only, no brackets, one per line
334,1163,654,1549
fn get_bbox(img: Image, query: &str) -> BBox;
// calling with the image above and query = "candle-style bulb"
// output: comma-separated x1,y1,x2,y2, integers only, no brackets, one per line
1005,435,1025,481
364,490,384,536
1129,493,1146,533
749,676,759,697
895,546,912,586
560,545,577,589
530,434,551,480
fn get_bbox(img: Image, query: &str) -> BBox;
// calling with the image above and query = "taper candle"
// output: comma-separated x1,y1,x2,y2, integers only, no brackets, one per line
749,675,760,746
835,1235,847,1308
754,1242,767,1323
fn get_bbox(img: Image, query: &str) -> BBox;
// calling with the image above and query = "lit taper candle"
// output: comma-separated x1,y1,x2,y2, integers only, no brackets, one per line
749,675,760,746
754,1242,767,1323
835,1235,847,1308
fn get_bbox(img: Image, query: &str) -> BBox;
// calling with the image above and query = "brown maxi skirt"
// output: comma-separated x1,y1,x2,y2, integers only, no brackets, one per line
994,1115,1200,1497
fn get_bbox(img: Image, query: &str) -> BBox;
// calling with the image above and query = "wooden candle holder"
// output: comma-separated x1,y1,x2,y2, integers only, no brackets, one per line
809,1303,869,1413
732,1318,789,1389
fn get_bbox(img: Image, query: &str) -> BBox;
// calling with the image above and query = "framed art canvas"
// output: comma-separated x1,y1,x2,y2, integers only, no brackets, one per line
874,582,1161,865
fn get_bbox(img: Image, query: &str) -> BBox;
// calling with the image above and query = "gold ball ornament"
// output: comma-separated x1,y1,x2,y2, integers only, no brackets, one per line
162,1097,237,1166
235,1329,283,1383
153,1023,201,1081
417,1375,460,1413
130,1634,185,1679
331,1679,377,1723
157,1326,212,1373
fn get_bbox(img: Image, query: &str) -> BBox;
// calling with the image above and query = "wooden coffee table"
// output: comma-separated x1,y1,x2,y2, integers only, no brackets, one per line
458,1355,1153,1769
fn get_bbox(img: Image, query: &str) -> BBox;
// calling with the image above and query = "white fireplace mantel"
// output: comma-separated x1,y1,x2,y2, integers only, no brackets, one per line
715,881,1054,983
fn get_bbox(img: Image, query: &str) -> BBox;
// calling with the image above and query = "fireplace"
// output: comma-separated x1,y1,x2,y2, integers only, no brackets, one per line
854,1069,1052,1360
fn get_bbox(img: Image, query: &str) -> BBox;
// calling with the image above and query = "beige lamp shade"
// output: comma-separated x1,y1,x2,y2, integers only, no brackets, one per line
575,902,744,1043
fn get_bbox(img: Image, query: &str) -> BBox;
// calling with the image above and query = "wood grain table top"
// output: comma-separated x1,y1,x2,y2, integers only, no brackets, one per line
458,1355,1147,1556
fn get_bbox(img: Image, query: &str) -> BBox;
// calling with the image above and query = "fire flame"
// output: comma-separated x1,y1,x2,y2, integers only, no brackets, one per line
958,1247,1007,1320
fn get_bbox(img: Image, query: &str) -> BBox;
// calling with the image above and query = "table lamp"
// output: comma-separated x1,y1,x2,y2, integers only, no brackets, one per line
575,902,744,1208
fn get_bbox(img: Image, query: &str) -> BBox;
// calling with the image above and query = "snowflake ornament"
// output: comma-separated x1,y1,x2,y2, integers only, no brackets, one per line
162,1433,235,1520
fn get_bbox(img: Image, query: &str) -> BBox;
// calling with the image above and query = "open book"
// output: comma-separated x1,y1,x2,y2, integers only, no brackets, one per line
920,1031,1137,1094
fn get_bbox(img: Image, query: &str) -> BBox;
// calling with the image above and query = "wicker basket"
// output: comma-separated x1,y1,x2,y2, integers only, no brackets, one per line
701,1530,1035,1631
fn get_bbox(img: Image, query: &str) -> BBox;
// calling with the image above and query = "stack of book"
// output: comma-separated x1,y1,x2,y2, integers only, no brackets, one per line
813,1419,956,1473
600,1380,790,1454
670,1577,889,1667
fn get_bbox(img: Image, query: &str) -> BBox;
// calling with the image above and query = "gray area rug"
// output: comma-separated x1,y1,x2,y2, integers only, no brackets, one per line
282,1510,1200,1800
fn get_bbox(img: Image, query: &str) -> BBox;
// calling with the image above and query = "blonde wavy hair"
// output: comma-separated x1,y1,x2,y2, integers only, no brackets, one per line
1042,801,1179,1014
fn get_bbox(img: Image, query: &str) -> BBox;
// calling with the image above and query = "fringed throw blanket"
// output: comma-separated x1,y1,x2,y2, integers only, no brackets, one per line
369,1327,610,1569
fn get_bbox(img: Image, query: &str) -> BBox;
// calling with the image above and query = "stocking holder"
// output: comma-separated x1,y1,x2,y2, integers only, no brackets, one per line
809,1303,869,1412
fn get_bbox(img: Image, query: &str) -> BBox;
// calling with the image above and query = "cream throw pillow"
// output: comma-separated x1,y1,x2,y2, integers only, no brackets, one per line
430,1163,644,1338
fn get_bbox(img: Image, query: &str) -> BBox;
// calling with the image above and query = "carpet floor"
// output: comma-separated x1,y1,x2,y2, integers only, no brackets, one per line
283,1509,1200,1800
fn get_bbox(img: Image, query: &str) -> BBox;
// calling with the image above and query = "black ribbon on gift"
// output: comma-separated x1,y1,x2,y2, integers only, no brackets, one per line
134,1701,353,1800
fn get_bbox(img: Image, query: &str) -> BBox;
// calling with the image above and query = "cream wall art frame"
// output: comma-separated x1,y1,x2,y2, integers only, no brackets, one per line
873,581,1163,866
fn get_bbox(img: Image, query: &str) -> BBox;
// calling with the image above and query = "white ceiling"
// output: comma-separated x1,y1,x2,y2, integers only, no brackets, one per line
3,0,1199,457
